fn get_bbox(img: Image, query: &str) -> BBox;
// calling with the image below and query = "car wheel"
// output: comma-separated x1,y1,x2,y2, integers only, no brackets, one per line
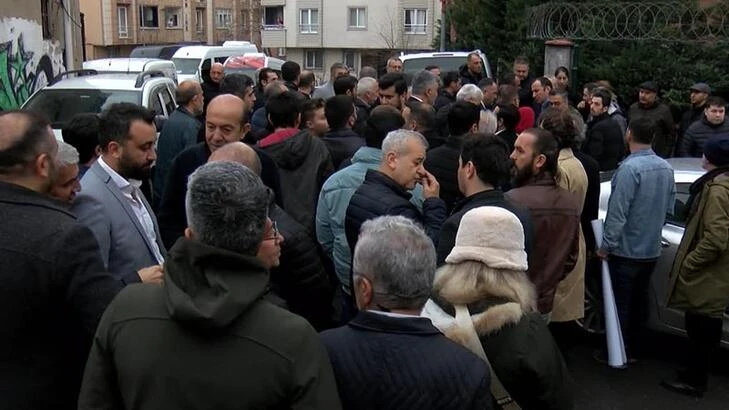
577,276,606,334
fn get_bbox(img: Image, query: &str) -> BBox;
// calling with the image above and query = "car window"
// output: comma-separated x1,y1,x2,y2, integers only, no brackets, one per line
214,56,228,64
161,87,175,115
171,58,200,75
23,89,141,128
148,86,165,116
666,183,692,227
402,56,488,76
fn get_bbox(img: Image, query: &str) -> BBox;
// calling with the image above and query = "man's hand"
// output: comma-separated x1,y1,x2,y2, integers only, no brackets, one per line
596,248,609,261
138,265,164,284
421,170,440,199
577,101,586,110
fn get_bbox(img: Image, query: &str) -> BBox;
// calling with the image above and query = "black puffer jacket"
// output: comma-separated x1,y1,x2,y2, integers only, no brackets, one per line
424,134,467,213
434,89,456,111
322,128,366,169
583,113,625,171
345,170,447,256
260,129,334,235
270,205,334,331
677,117,729,158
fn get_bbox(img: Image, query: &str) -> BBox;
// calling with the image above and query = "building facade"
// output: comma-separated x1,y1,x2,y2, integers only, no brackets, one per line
1,0,81,110
81,0,262,59
260,0,442,80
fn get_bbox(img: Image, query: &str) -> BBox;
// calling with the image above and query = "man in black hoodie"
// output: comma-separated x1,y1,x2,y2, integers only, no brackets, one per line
322,95,366,169
78,161,341,409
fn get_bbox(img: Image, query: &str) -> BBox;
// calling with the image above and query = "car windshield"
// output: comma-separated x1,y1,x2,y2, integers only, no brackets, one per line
402,56,487,75
23,89,141,128
172,58,201,75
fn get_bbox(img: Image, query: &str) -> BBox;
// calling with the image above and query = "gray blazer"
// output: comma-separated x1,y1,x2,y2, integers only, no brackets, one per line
72,161,166,282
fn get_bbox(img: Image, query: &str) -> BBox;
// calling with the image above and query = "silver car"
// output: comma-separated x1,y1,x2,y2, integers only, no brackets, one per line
578,158,729,348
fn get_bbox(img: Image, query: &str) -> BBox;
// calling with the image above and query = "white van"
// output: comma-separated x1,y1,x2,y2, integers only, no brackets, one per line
82,58,178,83
172,45,259,82
223,53,285,78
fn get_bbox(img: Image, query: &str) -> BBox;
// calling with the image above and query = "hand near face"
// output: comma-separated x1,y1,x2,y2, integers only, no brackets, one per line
420,170,440,199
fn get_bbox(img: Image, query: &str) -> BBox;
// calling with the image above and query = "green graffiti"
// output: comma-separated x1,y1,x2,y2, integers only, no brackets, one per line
0,34,37,111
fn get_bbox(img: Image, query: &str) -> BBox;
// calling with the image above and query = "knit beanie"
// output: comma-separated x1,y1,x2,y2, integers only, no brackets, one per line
445,206,528,271
704,135,729,167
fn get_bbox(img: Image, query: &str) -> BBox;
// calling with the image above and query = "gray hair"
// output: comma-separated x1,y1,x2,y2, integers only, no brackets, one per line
411,70,438,96
479,110,498,134
185,161,269,255
57,140,79,166
359,66,378,79
381,129,428,154
457,84,483,104
356,77,378,97
353,215,436,310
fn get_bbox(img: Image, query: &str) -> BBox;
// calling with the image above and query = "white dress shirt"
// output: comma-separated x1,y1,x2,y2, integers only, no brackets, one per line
97,157,165,264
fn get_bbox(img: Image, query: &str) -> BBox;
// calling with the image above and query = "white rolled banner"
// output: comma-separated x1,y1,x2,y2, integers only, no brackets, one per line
591,219,628,368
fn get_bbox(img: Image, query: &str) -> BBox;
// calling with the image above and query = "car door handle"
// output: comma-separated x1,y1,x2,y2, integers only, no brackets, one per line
661,239,670,248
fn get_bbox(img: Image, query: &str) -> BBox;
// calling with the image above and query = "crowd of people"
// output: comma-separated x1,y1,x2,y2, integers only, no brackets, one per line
1,52,728,409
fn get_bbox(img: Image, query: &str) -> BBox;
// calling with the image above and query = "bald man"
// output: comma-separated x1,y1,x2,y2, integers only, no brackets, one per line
202,62,225,115
153,80,204,207
0,110,123,409
208,142,334,330
158,94,283,248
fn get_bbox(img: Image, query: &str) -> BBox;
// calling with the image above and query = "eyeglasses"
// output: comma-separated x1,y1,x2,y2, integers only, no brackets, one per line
264,220,280,243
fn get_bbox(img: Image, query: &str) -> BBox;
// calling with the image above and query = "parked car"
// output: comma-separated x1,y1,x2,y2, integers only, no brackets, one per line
399,50,492,78
22,70,177,140
83,58,178,83
578,157,729,348
223,54,285,78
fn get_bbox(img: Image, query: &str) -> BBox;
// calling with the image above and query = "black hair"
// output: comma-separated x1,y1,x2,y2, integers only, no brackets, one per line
628,117,655,145
325,95,355,130
525,127,560,177
377,73,407,95
425,65,440,71
62,112,100,164
301,98,325,126
497,84,519,105
448,101,481,136
460,133,511,187
333,75,358,95
539,107,578,149
591,88,612,109
443,71,460,88
554,66,570,78
220,74,254,98
514,56,529,65
535,77,553,89
409,102,435,131
98,103,155,152
0,110,52,175
477,78,496,89
706,96,726,108
258,67,276,85
583,82,598,93
265,90,301,128
496,103,520,131
299,71,316,88
280,61,301,82
362,106,405,148
499,72,518,86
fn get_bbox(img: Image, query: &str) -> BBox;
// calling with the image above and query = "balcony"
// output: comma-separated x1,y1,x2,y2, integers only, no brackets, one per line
261,26,287,48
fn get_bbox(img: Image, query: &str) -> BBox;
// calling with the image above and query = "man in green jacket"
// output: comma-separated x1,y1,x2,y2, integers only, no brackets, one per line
79,161,341,410
662,135,729,397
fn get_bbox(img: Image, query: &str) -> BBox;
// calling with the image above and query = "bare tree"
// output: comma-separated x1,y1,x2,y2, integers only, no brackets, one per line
376,5,410,51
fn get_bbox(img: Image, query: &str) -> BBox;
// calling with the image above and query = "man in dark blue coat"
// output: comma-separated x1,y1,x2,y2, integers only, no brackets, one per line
321,215,491,410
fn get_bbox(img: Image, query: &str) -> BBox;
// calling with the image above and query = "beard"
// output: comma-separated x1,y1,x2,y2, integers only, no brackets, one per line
510,162,535,188
118,153,152,181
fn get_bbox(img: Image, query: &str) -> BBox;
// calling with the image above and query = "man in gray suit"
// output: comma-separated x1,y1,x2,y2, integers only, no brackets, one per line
73,103,165,284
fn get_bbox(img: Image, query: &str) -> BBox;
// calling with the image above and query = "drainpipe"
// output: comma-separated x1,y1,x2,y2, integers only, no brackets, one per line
63,0,76,69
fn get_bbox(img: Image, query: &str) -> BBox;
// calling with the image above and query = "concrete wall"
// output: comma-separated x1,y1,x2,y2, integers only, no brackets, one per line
1,0,80,110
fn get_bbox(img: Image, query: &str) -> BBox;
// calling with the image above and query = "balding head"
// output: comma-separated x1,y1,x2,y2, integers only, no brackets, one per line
0,110,58,192
176,80,204,115
210,62,225,84
208,141,261,176
205,94,251,152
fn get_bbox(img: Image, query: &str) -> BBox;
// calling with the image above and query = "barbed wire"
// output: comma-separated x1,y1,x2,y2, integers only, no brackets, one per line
527,2,729,41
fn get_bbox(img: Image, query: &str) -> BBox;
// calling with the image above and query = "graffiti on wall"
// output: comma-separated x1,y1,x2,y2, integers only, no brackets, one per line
0,17,65,111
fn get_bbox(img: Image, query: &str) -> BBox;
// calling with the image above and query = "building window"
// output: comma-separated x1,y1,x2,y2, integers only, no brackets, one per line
139,6,159,28
165,7,181,28
216,9,232,29
196,8,205,33
118,6,129,38
263,6,284,29
304,50,323,70
348,7,366,29
299,9,318,34
404,9,427,34
40,0,52,39
343,51,357,71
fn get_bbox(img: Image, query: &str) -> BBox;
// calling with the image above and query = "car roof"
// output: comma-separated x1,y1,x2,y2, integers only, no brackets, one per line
46,73,171,90
399,51,483,60
600,157,704,186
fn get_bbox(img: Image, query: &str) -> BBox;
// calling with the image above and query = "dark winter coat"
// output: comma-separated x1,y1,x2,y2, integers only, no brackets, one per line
0,181,123,410
519,74,536,108
583,112,625,171
459,64,484,86
345,169,447,257
677,117,729,158
436,190,534,266
260,128,334,235
679,104,706,140
424,262,574,410
270,205,334,331
78,238,341,410
201,81,222,115
153,106,201,206
320,311,492,410
573,151,601,255
434,89,456,111
322,128,366,169
629,100,675,158
424,133,467,213
354,98,372,135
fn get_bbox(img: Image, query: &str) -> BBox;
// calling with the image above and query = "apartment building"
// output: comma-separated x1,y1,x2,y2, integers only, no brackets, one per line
260,0,442,80
81,0,263,59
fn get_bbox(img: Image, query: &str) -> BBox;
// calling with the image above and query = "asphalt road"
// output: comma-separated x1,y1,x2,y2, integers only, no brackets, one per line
567,327,729,409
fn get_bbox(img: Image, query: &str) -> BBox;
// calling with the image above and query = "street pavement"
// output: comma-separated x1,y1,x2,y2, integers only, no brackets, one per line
568,328,729,409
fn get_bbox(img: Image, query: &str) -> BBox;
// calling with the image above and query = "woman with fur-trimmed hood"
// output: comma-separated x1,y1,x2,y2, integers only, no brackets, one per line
422,206,574,410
